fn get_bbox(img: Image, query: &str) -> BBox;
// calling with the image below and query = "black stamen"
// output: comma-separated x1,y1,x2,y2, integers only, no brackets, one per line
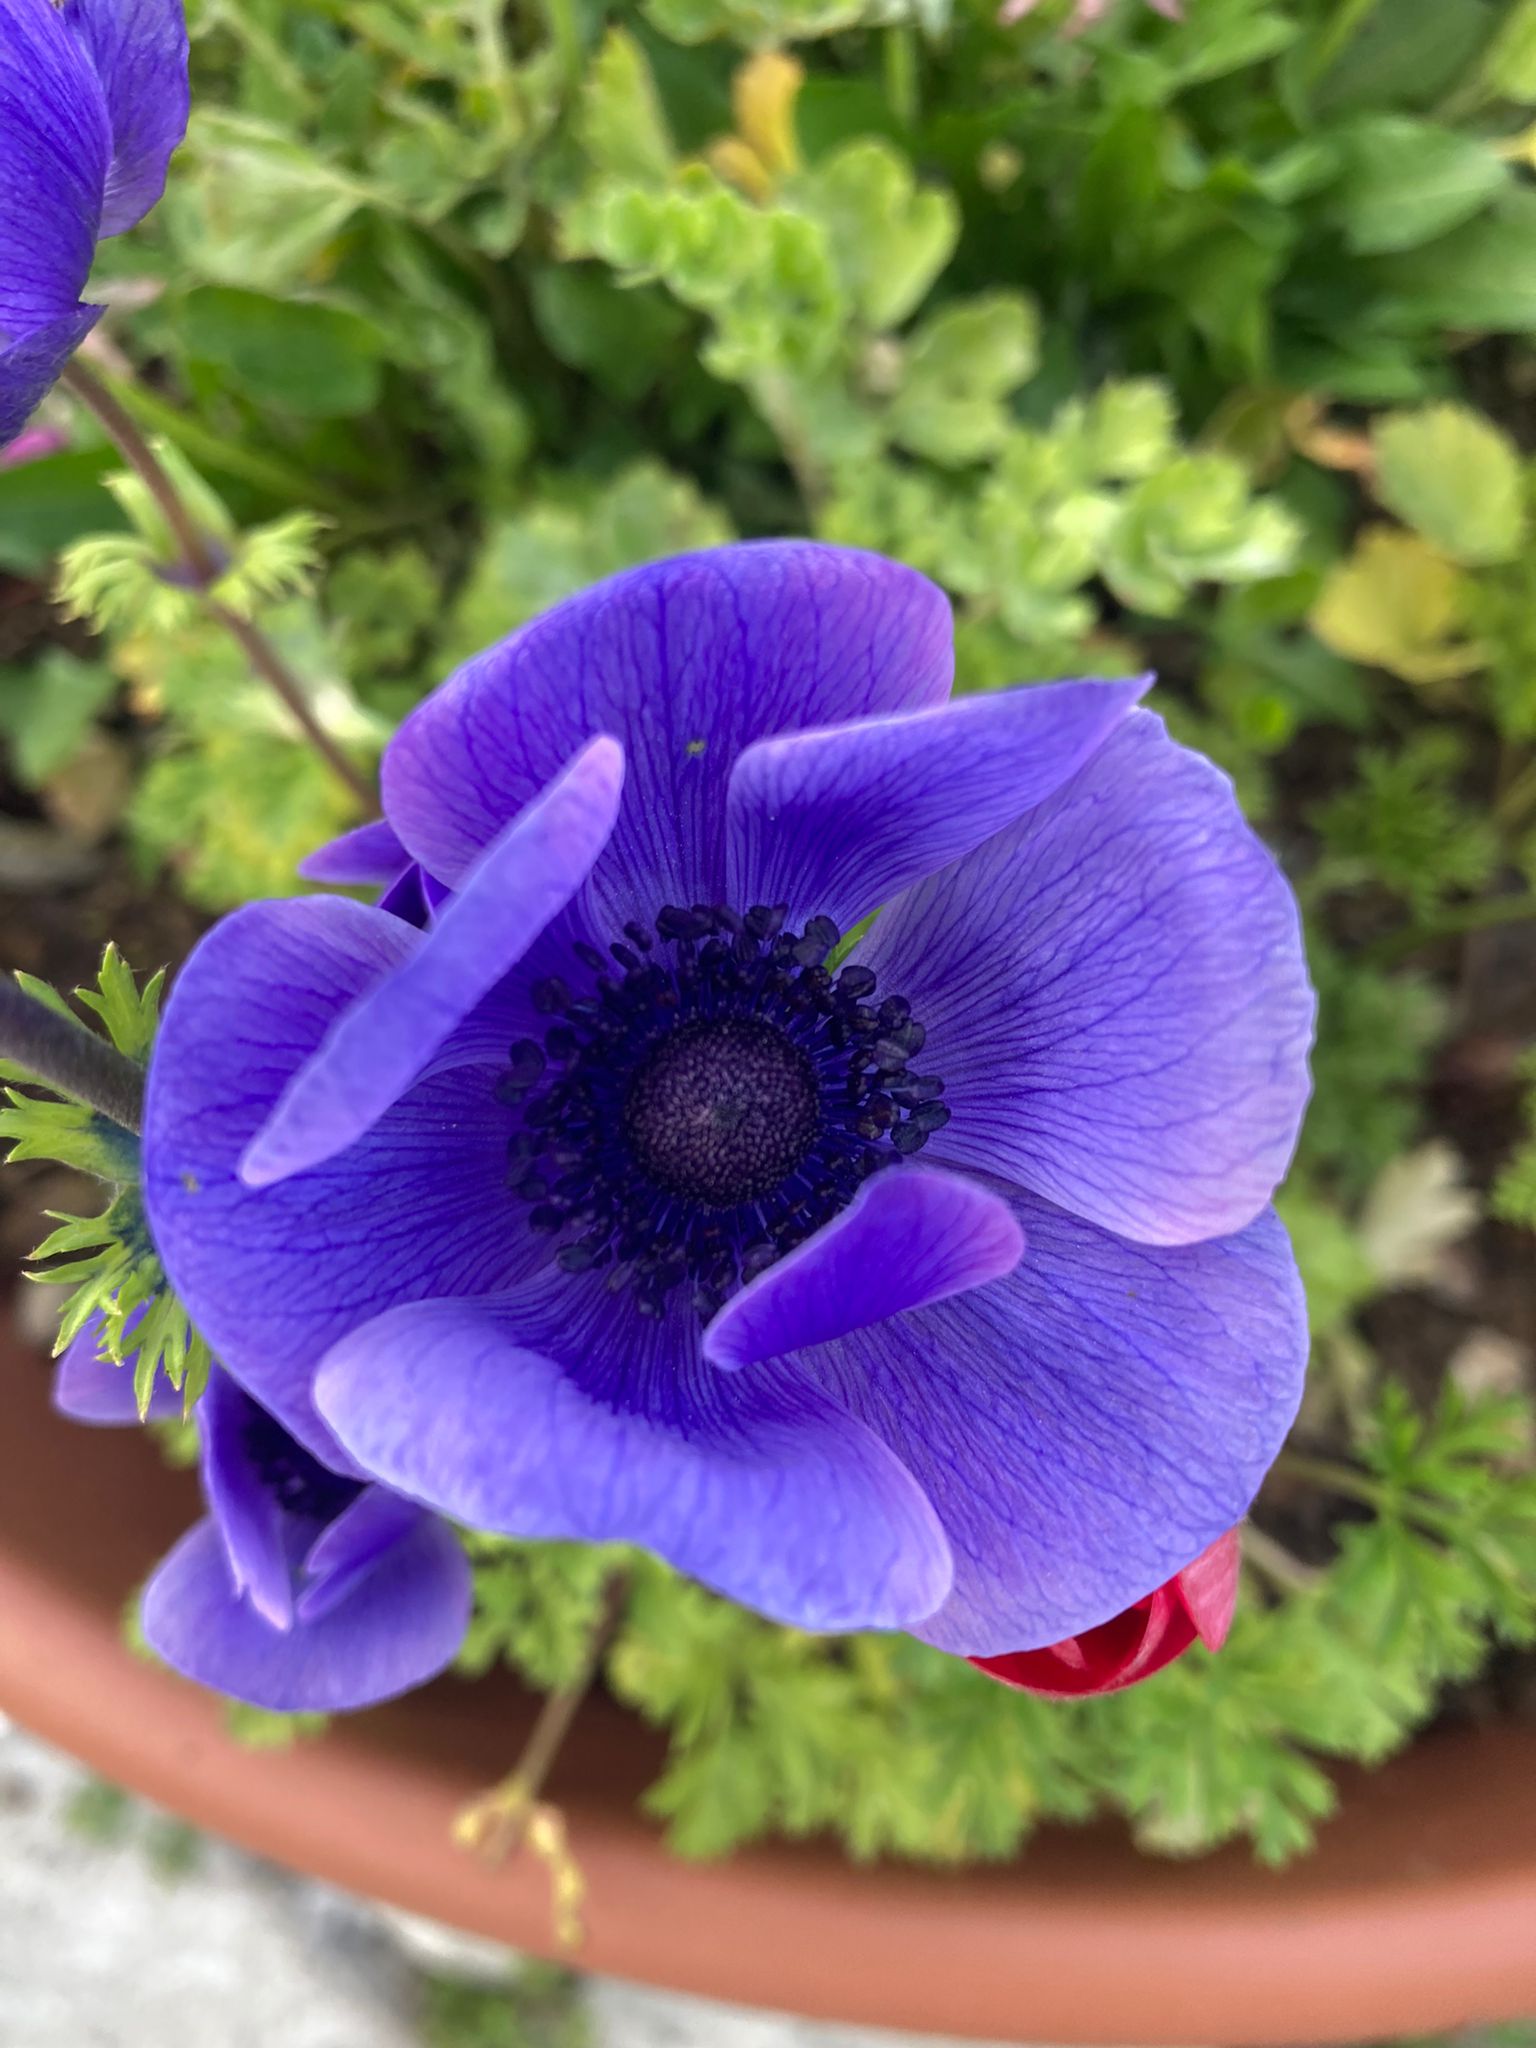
494,903,945,1321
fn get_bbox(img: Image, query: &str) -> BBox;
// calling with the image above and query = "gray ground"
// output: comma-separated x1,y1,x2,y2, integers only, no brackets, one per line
0,1718,1007,2048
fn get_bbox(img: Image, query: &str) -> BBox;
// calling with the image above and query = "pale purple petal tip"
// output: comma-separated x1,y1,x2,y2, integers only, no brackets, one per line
298,818,408,887
726,675,1149,931
52,1304,179,1424
704,1166,1024,1371
239,736,624,1189
141,1511,471,1713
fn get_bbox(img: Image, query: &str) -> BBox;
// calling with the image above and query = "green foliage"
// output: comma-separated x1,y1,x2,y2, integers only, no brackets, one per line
461,1384,1536,1869
421,1964,590,2048
1492,1053,1536,1229
1313,735,1500,921
0,650,117,788
458,1537,622,1692
6,0,1536,1879
1373,406,1528,568
0,951,209,1412
223,1703,332,1750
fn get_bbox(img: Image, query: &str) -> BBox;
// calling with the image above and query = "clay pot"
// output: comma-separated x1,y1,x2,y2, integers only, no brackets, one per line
3,1333,1534,2045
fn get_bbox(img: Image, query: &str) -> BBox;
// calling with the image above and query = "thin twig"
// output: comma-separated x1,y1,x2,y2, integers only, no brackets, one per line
1364,891,1536,968
0,981,144,1134
60,359,375,810
456,1574,628,1863
1241,1523,1322,1597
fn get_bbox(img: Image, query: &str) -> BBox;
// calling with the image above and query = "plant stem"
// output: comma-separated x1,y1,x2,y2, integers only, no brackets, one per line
1241,1523,1322,1596
1274,1452,1387,1511
60,360,374,811
455,1574,627,1863
0,982,143,1134
63,360,219,581
1364,891,1536,968
884,24,919,130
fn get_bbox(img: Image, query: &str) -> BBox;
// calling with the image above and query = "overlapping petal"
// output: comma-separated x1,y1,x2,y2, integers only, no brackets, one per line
140,1509,471,1713
969,1529,1241,1696
315,1276,953,1634
862,711,1313,1245
61,0,189,235
298,817,409,887
0,0,108,334
52,1305,178,1424
200,1368,301,1630
703,1166,1024,1371
241,737,623,1187
799,1194,1304,1656
0,0,187,439
725,676,1147,932
381,543,954,921
142,894,548,1462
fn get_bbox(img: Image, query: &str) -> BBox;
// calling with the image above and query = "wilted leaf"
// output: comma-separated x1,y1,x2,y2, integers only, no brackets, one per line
1358,1141,1480,1287
1310,528,1485,683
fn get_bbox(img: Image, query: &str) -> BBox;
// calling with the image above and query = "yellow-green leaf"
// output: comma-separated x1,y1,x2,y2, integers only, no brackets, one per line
1372,404,1528,566
1310,528,1485,684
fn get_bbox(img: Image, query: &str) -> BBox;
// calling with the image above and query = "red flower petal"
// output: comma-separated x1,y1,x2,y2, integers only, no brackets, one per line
967,1529,1239,1699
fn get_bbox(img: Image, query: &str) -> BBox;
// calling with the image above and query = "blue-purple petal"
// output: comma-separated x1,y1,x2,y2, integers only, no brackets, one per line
315,1283,953,1634
802,1194,1307,1657
142,894,548,1463
703,1166,1023,1371
0,305,102,445
199,1368,296,1630
297,1486,426,1624
0,0,108,337
726,676,1148,932
298,817,409,887
61,0,189,237
141,1511,472,1713
863,711,1314,1245
52,1304,178,1424
241,737,623,1188
381,542,954,923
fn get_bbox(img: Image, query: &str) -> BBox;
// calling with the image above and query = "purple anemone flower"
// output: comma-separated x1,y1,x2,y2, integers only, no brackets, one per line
142,542,1312,1657
56,1311,471,1711
0,0,189,443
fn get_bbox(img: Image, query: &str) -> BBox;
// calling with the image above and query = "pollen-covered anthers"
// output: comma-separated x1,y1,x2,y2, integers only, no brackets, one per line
495,902,951,1321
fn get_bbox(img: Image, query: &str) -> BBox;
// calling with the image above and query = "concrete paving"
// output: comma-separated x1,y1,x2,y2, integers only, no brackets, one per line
0,1719,1009,2048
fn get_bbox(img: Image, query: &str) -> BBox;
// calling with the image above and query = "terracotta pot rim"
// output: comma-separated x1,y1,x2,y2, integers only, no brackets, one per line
4,1341,1536,2046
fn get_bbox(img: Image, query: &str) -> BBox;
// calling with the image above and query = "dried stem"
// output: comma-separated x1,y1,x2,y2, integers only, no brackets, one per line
59,359,374,810
0,981,143,1134
453,1574,628,1946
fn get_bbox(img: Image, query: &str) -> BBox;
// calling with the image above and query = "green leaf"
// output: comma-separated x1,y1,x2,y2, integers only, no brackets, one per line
1372,191,1536,332
0,649,117,787
801,139,958,332
177,287,387,418
0,449,127,575
888,294,1039,467
1329,117,1508,256
1482,0,1536,101
1372,404,1527,566
577,29,675,185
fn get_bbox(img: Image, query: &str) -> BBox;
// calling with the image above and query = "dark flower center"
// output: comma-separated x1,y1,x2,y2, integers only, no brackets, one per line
241,1409,361,1527
496,903,949,1321
625,1016,821,1207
